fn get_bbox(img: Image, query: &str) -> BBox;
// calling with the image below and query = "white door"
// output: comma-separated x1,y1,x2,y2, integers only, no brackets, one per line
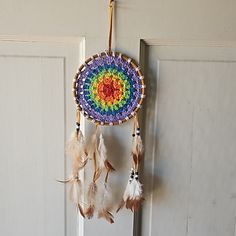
0,39,83,236
140,42,236,236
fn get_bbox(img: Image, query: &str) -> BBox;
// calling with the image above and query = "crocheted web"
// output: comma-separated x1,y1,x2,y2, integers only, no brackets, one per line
74,52,144,125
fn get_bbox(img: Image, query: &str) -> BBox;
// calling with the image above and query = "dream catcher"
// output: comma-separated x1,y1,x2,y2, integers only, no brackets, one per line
59,0,145,223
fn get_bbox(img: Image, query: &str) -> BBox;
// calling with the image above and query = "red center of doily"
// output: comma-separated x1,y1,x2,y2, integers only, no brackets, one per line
103,82,115,97
97,76,122,103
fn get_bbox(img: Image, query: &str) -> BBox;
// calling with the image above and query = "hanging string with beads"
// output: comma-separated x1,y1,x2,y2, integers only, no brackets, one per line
58,109,88,217
117,115,144,212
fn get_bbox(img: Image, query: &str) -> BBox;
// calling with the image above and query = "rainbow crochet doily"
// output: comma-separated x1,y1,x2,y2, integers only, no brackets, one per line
73,51,145,125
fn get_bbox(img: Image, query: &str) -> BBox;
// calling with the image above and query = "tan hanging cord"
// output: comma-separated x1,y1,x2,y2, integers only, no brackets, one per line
92,125,99,182
132,115,141,171
132,117,136,135
76,109,81,124
108,0,114,53
132,115,139,133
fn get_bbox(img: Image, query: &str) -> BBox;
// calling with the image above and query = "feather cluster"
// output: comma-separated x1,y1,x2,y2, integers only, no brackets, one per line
117,125,144,213
84,131,115,223
117,169,144,212
85,130,99,218
58,129,88,216
58,116,144,222
96,134,115,223
85,182,97,219
98,134,115,174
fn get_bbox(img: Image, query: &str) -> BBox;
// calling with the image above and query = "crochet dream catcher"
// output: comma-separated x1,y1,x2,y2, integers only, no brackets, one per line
59,0,145,223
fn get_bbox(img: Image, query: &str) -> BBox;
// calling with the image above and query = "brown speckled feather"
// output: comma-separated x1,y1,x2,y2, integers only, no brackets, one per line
116,199,125,212
98,209,114,224
104,160,115,171
85,205,95,219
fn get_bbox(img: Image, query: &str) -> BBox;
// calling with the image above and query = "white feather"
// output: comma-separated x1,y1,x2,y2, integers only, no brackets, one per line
66,130,87,177
123,178,142,201
97,134,107,170
131,179,143,198
87,133,99,160
66,130,87,160
98,183,112,208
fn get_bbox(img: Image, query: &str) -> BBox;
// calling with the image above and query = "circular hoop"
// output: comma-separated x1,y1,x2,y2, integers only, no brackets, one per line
73,51,145,126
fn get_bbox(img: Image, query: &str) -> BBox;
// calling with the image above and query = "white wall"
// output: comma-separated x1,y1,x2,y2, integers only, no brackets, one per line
1,0,236,57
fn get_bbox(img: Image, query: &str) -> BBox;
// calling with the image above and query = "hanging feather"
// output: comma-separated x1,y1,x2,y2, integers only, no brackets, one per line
58,121,87,218
117,168,144,212
97,133,115,176
69,177,81,204
131,127,143,169
117,117,144,213
66,125,87,159
69,177,85,217
58,176,85,217
97,179,114,223
66,126,88,174
85,181,97,219
86,128,101,182
86,132,99,160
84,127,103,219
91,132,115,223
132,131,143,155
98,210,114,224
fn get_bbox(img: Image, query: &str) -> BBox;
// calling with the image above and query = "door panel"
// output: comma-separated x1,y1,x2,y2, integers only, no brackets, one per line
140,43,236,236
0,40,82,236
